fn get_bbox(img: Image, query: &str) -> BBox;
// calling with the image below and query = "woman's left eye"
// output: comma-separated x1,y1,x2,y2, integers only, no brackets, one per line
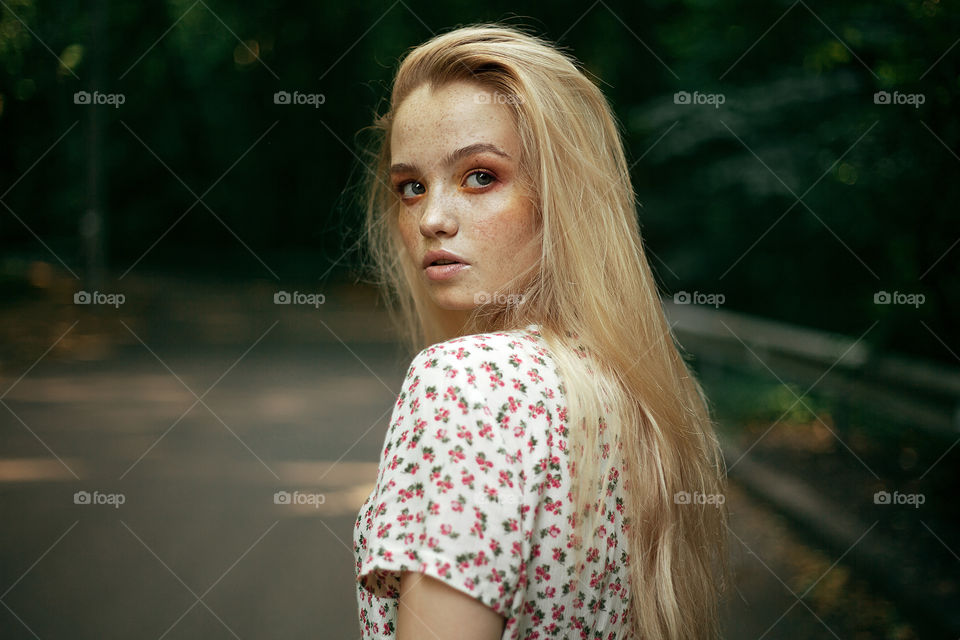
464,171,496,188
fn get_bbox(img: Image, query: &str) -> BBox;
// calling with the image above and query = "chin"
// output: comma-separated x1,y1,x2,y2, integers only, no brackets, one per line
429,290,477,311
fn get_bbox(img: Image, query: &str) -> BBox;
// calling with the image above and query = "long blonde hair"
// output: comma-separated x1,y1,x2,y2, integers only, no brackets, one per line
360,23,730,639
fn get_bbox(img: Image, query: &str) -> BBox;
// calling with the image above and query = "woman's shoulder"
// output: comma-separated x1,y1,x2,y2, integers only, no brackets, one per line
409,324,550,373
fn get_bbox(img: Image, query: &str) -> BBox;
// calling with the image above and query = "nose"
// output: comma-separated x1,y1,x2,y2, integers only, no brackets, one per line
418,191,459,238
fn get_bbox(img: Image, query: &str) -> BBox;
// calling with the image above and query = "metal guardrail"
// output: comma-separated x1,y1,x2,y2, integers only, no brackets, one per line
662,298,960,437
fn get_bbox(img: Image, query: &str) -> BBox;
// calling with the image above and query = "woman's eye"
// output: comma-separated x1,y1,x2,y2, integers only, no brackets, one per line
399,181,426,198
465,171,495,188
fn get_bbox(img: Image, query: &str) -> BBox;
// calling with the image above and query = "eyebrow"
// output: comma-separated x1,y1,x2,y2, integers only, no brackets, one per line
389,142,511,175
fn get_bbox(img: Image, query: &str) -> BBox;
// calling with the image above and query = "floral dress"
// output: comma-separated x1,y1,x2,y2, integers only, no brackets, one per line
353,324,635,639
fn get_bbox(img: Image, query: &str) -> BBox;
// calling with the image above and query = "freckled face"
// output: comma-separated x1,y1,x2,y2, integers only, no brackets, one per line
389,80,540,313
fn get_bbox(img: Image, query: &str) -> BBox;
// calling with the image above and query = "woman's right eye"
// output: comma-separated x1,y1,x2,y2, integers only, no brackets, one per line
399,181,426,198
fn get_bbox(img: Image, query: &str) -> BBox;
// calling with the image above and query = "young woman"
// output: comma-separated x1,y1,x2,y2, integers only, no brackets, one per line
353,23,730,640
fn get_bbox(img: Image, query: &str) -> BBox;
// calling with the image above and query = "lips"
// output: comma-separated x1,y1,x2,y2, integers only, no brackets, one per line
422,250,469,269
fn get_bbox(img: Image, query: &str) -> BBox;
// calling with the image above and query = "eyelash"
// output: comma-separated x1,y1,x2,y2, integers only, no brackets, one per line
395,169,498,199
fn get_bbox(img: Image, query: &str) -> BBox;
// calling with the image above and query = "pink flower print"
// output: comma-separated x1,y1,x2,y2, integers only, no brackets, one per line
475,454,494,471
436,561,451,579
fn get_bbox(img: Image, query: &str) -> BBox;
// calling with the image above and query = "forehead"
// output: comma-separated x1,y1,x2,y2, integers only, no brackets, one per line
390,81,519,161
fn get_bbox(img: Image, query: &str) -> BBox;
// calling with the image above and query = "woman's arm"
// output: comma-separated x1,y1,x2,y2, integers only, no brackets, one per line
397,571,506,640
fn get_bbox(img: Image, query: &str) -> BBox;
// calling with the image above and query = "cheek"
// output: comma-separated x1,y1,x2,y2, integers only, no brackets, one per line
475,195,537,251
396,215,419,258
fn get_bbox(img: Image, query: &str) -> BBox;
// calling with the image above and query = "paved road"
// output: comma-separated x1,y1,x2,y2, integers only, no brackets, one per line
0,340,913,638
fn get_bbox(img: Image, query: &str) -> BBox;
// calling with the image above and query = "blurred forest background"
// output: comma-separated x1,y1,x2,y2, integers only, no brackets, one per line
1,0,957,363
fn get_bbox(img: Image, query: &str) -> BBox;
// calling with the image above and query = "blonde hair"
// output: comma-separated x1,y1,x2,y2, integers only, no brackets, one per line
360,23,730,639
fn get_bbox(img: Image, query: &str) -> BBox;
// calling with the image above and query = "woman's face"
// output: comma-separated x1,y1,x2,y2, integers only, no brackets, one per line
389,80,540,329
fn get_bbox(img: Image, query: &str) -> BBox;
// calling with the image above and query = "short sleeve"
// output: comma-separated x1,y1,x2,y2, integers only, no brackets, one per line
355,344,526,616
